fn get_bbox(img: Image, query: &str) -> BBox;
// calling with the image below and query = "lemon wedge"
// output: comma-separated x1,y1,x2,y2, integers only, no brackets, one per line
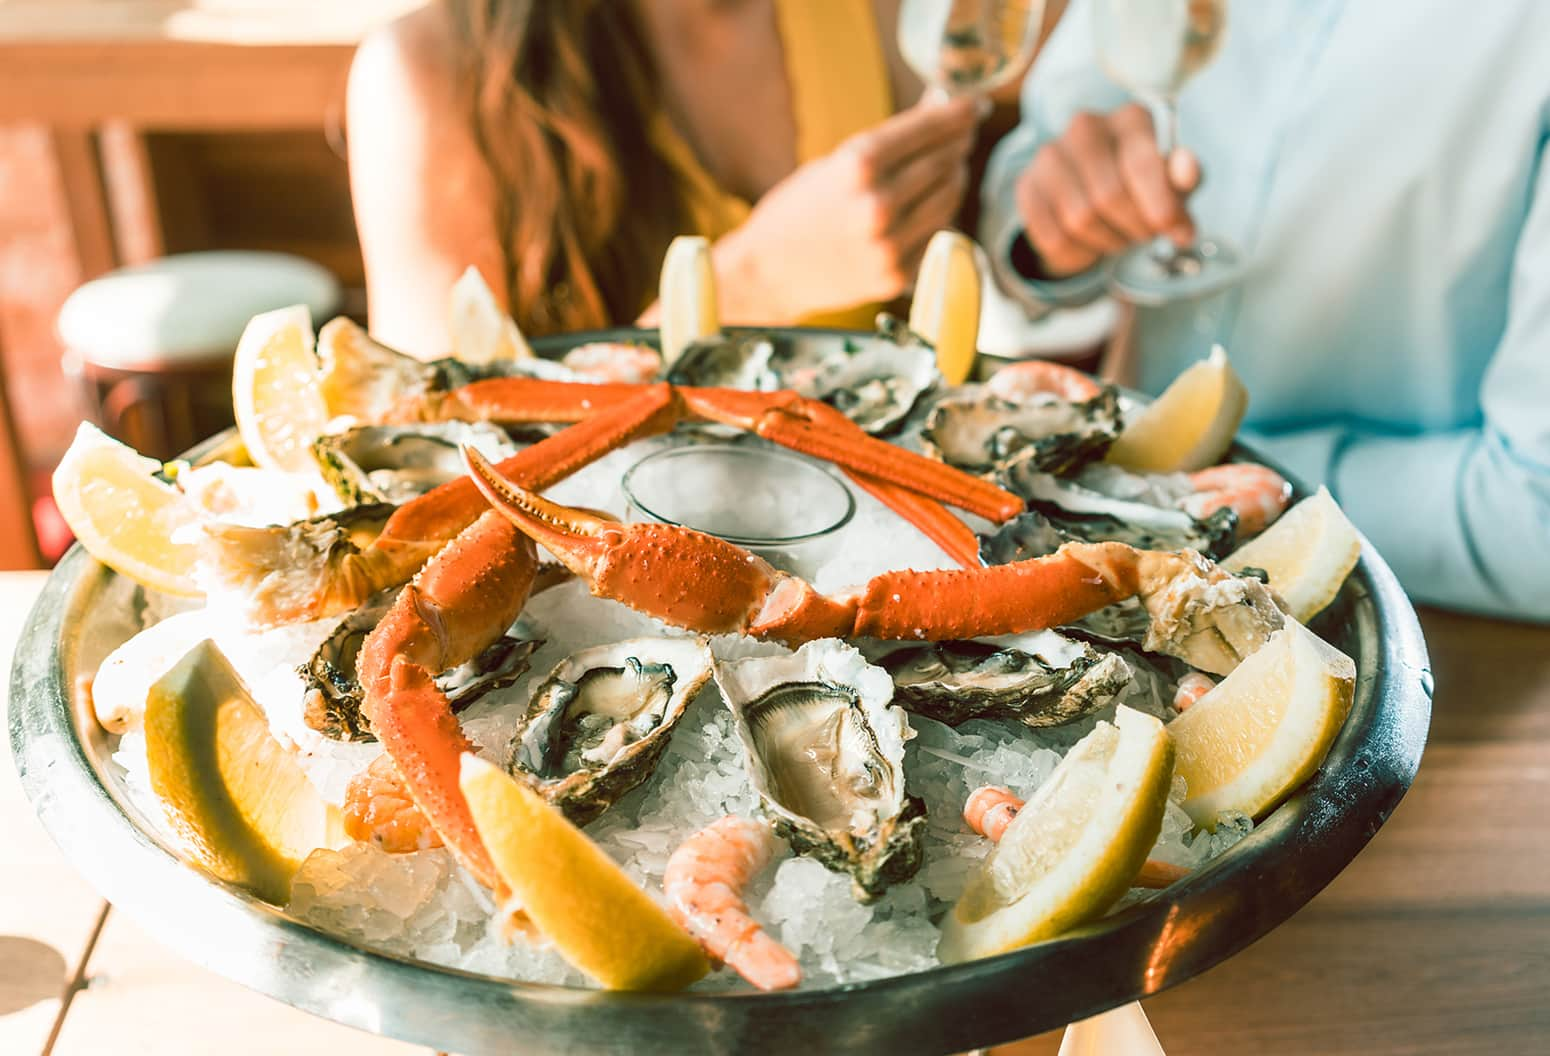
144,640,336,904
910,229,983,385
232,305,330,473
938,706,1175,963
449,265,534,363
1107,345,1248,472
658,235,720,366
1223,487,1362,622
92,610,211,734
459,755,709,991
1169,620,1357,828
52,422,205,597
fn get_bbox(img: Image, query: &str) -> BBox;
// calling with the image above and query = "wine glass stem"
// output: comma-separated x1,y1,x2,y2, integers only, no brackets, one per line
1146,95,1184,266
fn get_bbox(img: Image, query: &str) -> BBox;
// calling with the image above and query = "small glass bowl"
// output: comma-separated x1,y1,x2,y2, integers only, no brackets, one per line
621,444,856,578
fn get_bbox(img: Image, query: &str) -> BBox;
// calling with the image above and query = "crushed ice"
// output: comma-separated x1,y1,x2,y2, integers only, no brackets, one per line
105,435,1259,992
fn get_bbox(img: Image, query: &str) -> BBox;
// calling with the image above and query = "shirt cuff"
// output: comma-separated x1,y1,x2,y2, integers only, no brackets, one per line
988,218,1110,312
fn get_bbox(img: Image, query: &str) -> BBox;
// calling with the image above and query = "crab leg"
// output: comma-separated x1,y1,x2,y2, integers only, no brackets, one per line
796,399,983,569
403,376,1021,524
677,386,1022,523
355,510,540,894
465,448,1284,674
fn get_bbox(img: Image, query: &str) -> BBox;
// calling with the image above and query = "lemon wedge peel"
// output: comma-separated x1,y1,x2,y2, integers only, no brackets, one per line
51,422,205,597
1169,620,1357,829
910,229,983,386
1107,344,1249,473
458,755,709,991
232,305,330,474
144,640,334,905
1224,487,1362,622
938,706,1175,964
658,235,720,366
449,266,534,364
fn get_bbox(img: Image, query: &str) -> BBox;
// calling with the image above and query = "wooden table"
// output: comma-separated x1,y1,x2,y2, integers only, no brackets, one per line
4,569,1548,1054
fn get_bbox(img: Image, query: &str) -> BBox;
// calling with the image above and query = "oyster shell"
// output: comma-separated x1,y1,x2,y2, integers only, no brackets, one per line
299,590,542,742
312,422,520,505
715,638,926,901
872,629,1131,728
665,334,780,391
983,464,1237,564
808,335,940,435
921,387,1122,474
667,325,938,435
509,638,714,825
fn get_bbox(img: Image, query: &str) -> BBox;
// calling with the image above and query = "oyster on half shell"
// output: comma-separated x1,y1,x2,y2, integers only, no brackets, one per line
299,590,542,741
715,638,926,901
312,422,520,506
991,462,1238,560
871,629,1131,728
808,337,940,435
921,387,1122,475
509,638,714,825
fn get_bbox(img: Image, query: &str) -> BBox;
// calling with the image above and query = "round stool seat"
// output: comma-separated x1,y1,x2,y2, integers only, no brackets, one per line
59,250,340,370
57,251,341,460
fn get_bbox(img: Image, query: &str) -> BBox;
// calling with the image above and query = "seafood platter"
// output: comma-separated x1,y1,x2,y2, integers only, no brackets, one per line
10,252,1430,1055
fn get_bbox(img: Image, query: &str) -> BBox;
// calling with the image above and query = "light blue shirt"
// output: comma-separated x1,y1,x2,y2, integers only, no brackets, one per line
982,0,1550,621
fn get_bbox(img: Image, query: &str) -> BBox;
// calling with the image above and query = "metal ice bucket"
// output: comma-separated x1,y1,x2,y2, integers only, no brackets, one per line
9,327,1432,1055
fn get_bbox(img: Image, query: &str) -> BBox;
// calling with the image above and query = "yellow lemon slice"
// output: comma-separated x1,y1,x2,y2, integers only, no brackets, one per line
938,706,1175,963
658,235,720,366
910,229,982,386
449,266,534,363
459,755,709,991
1169,620,1357,829
1222,487,1362,623
144,640,337,904
232,305,330,473
51,422,204,597
1107,345,1248,473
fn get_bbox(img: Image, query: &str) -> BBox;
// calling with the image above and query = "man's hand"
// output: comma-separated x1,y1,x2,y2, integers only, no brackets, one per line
1015,103,1201,278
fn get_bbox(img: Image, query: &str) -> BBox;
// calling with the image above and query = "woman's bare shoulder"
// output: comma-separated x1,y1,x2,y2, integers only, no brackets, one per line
350,4,466,122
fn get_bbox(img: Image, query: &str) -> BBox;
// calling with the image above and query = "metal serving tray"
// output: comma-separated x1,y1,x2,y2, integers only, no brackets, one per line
10,327,1432,1055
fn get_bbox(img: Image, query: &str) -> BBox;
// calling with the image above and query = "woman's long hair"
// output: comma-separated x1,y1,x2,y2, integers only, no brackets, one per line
445,0,689,334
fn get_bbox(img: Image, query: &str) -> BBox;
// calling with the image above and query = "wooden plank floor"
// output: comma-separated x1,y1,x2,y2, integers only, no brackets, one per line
5,570,1549,1054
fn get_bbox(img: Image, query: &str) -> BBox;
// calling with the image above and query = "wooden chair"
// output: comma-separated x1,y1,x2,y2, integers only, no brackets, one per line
0,314,44,570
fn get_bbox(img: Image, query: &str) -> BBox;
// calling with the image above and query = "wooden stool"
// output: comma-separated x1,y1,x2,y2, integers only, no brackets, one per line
57,251,340,461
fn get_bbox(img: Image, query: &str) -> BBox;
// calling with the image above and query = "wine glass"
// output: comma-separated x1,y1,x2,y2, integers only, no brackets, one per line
1092,0,1239,305
898,0,1047,99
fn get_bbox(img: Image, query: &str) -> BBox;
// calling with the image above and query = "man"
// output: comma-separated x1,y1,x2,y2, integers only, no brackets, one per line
981,0,1550,620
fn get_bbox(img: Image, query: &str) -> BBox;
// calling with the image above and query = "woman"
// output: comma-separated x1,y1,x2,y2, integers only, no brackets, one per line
348,0,1055,356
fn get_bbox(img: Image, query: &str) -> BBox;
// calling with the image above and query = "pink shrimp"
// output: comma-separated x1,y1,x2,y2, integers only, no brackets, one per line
1181,463,1292,536
964,785,1024,843
1172,671,1217,712
985,359,1103,404
964,786,1191,889
662,815,801,992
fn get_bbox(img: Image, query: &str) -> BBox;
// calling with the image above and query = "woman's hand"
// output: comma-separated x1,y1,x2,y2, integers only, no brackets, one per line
1014,103,1200,278
713,97,981,322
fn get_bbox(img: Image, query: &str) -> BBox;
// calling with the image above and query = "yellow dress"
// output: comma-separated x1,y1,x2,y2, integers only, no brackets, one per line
650,0,894,330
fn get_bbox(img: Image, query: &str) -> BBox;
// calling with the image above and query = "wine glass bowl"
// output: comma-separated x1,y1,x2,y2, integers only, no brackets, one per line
898,0,1047,98
1091,0,1241,304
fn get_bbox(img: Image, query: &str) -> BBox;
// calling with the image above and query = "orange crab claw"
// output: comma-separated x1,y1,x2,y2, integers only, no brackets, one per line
461,445,838,636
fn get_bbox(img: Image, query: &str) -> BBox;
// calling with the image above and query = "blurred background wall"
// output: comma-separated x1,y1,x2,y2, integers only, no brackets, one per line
0,1,424,539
